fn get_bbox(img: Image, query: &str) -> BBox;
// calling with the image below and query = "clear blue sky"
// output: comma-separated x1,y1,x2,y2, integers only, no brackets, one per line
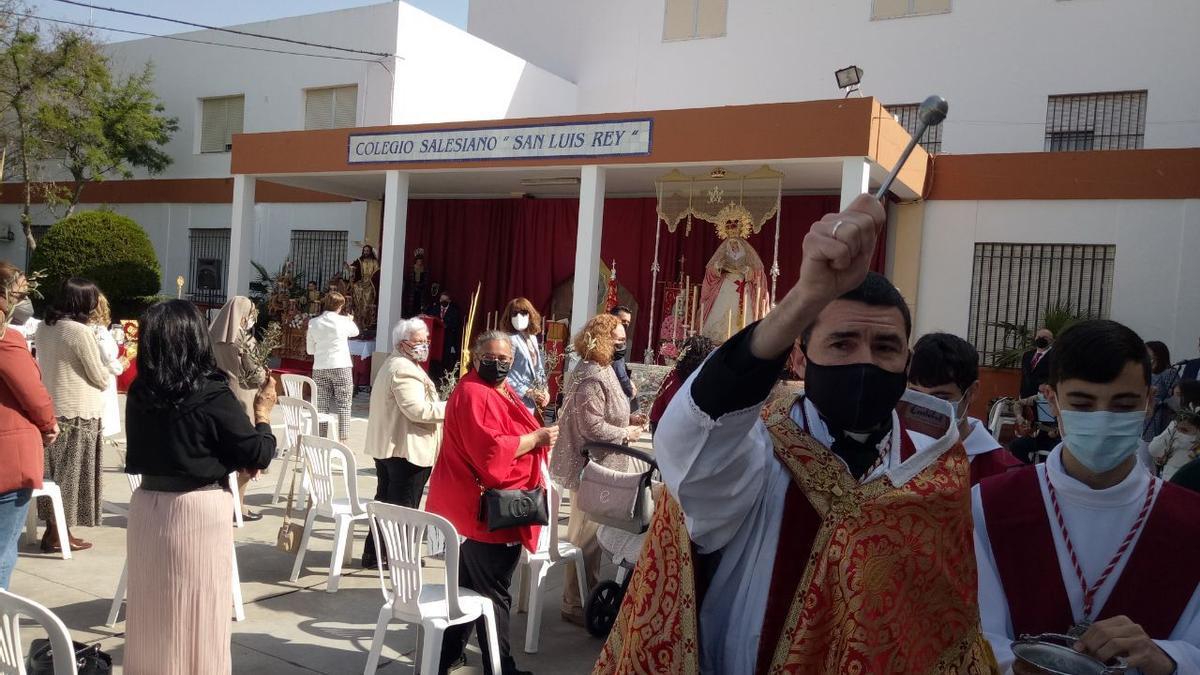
33,0,468,43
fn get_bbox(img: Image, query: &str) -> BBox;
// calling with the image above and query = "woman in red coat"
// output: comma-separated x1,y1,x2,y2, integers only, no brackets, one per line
0,261,58,588
425,330,558,675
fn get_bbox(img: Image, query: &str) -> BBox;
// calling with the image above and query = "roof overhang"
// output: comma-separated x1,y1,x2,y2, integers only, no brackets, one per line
231,97,929,201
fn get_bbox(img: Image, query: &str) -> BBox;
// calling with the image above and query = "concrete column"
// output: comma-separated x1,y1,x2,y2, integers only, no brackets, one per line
227,174,256,296
885,201,926,320
839,158,871,210
571,166,606,337
374,170,409,357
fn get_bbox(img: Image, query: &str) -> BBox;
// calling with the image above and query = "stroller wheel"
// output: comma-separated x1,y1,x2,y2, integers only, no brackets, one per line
585,580,624,638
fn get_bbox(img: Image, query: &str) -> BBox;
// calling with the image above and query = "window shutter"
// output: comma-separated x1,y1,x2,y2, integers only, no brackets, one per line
305,88,334,130
200,98,226,153
872,0,910,19
663,0,695,40
200,95,244,153
913,0,951,14
226,96,244,149
333,86,358,128
696,0,726,38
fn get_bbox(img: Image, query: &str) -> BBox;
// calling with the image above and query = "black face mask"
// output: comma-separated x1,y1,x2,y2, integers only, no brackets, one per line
477,358,512,385
612,343,627,362
803,358,909,434
1034,337,1050,349
439,300,450,307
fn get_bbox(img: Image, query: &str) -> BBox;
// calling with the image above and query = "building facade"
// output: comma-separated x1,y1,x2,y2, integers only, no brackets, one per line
0,0,1195,370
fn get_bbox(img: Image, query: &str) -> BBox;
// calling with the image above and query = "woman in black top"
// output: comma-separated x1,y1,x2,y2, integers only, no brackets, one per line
123,300,277,675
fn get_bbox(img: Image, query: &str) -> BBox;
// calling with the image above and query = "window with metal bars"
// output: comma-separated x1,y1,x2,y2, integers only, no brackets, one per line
1044,91,1147,151
885,102,944,153
968,243,1115,366
288,230,349,291
188,228,231,307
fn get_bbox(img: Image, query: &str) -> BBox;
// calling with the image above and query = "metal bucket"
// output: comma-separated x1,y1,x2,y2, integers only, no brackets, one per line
1011,634,1127,675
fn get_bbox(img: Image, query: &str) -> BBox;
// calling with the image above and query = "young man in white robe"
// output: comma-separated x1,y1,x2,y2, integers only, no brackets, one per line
908,332,1023,485
973,319,1200,674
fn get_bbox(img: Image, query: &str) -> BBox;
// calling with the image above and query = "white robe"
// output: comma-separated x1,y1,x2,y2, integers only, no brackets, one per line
972,445,1200,673
655,381,958,674
93,325,124,437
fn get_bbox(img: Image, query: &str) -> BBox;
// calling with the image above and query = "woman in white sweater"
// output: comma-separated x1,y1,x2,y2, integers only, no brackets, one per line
35,277,112,552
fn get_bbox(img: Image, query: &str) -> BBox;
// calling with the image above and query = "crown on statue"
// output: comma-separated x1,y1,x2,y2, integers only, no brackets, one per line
714,202,754,240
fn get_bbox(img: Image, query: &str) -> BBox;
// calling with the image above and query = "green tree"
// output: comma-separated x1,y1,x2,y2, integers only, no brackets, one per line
37,55,178,216
30,210,161,318
0,21,90,252
0,11,176,249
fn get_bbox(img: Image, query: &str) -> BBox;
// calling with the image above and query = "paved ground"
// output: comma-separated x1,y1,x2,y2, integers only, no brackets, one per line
9,392,614,674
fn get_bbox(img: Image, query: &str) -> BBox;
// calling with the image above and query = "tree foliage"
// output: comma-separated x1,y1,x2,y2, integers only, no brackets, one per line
0,7,176,251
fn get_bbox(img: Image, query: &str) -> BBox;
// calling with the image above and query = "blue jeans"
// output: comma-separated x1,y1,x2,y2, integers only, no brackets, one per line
0,488,32,589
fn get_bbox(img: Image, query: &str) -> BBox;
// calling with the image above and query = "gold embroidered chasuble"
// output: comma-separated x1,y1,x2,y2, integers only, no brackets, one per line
595,396,998,674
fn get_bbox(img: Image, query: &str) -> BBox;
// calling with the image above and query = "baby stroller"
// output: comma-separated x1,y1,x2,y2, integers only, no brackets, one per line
577,442,659,638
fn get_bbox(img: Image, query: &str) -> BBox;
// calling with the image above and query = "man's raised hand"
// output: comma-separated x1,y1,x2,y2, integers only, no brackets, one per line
795,194,887,310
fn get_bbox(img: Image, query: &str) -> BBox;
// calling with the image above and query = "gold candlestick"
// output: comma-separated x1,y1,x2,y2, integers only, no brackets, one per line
726,308,732,340
175,275,185,299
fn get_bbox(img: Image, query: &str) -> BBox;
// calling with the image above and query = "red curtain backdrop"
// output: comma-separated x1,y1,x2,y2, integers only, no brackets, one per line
404,195,883,356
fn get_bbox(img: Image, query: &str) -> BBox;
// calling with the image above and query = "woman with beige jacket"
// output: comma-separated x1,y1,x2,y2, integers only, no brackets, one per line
360,317,445,569
35,277,113,552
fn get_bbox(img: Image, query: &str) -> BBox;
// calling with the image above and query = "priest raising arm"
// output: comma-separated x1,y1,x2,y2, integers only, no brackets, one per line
595,195,997,674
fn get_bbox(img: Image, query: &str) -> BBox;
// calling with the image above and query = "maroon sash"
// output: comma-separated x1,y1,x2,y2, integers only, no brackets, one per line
981,467,1200,638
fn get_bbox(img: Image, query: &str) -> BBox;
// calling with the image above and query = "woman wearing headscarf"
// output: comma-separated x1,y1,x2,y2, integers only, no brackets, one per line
209,296,267,522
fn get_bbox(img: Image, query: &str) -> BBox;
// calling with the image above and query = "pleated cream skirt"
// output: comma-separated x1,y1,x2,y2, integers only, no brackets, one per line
125,486,233,675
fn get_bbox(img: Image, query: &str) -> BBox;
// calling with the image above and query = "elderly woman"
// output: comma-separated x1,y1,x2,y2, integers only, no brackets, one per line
503,296,548,416
549,313,645,625
426,330,558,675
307,291,360,440
360,317,445,569
124,300,277,674
35,277,112,552
210,295,267,522
0,261,57,588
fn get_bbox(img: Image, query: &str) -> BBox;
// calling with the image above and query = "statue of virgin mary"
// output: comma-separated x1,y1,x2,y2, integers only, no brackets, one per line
698,203,771,340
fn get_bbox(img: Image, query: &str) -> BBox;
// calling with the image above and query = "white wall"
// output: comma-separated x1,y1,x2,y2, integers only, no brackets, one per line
103,3,401,181
916,199,1200,362
468,0,1200,154
391,3,576,124
91,1,577,183
0,202,366,301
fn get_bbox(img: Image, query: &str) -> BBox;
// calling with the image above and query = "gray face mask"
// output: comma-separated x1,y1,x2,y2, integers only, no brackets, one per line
8,297,34,326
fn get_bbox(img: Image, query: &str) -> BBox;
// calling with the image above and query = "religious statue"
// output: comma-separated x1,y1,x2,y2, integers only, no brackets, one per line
325,274,354,316
266,263,298,320
698,203,771,340
405,248,430,317
348,244,380,331
304,281,321,315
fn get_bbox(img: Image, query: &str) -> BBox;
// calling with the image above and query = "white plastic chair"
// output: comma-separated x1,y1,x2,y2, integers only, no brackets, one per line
289,435,370,593
23,480,71,560
107,473,246,626
0,589,78,674
362,503,501,675
519,481,586,654
272,396,319,504
987,397,1018,441
281,373,340,440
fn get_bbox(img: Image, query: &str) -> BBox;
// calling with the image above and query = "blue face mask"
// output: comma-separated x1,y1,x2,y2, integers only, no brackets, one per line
1058,409,1145,473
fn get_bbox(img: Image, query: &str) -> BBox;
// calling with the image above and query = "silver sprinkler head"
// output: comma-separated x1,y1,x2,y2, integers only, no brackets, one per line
918,95,949,126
